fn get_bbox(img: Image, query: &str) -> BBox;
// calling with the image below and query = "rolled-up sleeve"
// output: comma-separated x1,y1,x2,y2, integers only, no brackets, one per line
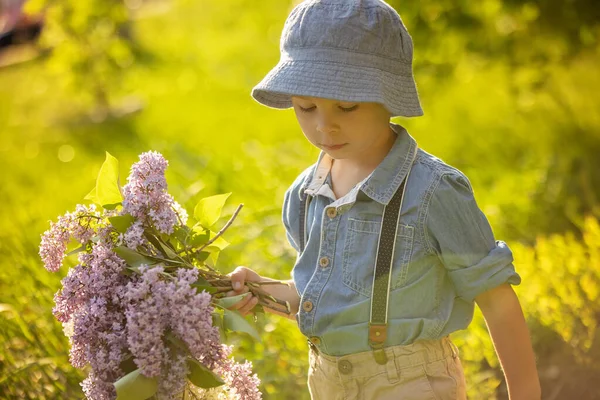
425,171,521,302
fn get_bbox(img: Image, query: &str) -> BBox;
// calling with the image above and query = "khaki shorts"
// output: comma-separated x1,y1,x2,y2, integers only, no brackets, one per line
307,337,467,400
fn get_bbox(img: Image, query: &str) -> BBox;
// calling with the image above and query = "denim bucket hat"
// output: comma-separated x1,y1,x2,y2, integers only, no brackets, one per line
251,0,423,117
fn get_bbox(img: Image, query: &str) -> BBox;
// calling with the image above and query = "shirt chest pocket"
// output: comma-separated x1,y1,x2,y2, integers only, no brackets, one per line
342,218,415,298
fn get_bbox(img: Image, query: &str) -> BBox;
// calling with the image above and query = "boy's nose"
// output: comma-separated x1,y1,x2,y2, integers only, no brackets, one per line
316,114,339,135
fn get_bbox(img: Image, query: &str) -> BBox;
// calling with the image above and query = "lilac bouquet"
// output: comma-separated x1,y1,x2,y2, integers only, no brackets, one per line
40,152,290,400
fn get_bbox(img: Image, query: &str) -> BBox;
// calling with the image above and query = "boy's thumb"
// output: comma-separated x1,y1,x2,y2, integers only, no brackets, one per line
230,266,246,291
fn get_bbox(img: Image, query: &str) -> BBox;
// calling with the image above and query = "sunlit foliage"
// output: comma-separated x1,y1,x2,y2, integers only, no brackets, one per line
1,0,598,398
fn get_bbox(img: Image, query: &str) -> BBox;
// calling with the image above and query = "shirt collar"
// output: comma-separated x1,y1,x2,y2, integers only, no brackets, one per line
301,122,417,205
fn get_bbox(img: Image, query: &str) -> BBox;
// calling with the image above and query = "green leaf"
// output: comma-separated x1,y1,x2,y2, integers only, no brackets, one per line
190,276,218,294
173,225,191,247
84,187,98,204
201,252,218,269
103,202,122,210
114,247,157,268
87,152,123,208
192,251,211,263
212,310,226,342
155,239,178,259
165,332,189,353
119,356,137,375
208,251,220,267
109,215,135,234
144,233,178,259
194,275,210,286
214,292,250,309
206,231,229,251
114,369,157,400
189,227,211,247
187,358,225,389
193,193,231,228
222,308,260,341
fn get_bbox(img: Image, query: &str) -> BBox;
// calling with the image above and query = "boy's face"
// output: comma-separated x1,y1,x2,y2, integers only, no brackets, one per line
290,96,393,163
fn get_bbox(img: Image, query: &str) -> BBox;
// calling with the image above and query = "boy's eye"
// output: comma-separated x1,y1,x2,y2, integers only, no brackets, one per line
297,105,359,113
340,105,359,112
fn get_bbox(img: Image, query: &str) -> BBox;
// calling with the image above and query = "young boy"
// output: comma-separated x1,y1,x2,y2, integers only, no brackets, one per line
228,0,541,398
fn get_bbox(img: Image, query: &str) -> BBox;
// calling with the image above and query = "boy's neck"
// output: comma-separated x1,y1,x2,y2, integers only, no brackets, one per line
329,127,396,197
333,126,396,175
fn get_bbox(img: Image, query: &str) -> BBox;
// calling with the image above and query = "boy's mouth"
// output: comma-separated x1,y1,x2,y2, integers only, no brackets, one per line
321,143,347,151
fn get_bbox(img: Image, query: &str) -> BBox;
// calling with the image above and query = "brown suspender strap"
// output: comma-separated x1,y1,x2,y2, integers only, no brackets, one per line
368,178,407,364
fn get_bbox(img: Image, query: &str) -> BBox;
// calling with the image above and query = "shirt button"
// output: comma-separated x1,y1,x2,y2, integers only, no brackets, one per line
302,301,314,312
319,256,330,268
309,336,321,346
338,360,353,374
326,208,337,219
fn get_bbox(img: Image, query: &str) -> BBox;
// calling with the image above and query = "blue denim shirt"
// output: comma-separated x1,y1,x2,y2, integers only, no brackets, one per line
282,122,521,356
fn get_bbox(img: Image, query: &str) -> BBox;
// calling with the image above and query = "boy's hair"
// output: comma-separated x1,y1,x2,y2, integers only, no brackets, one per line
251,0,423,118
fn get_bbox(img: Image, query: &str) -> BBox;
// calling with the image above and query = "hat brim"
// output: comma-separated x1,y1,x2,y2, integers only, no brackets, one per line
251,59,424,118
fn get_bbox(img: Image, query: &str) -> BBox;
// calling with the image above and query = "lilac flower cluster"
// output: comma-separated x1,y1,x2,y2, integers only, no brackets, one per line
214,346,262,400
189,344,262,400
52,236,130,399
39,204,101,272
125,266,224,398
40,151,262,400
157,352,189,399
121,152,181,247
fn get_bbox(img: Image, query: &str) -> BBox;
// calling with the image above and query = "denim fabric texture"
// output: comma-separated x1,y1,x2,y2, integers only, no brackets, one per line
251,0,424,117
282,122,521,356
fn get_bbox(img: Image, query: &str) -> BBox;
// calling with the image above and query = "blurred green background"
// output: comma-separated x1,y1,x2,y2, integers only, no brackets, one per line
0,0,599,398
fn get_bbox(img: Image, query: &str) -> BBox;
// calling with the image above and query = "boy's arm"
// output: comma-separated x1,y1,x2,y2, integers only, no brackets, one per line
227,266,300,321
475,284,542,400
255,277,300,320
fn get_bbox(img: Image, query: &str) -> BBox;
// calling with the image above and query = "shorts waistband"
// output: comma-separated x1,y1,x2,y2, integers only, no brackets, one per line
309,337,459,381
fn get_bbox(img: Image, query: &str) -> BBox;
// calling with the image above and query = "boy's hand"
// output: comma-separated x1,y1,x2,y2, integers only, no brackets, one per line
226,266,261,316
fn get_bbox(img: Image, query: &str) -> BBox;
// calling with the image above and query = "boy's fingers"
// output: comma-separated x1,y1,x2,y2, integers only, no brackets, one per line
226,286,249,298
239,296,259,316
227,292,253,311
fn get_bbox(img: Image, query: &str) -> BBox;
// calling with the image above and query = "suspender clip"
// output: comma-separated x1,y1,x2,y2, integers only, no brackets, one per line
369,323,388,365
372,348,388,365
368,323,387,344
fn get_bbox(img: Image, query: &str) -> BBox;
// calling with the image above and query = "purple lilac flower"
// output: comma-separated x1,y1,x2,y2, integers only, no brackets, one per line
72,204,101,243
125,265,170,377
81,370,116,400
125,266,223,382
122,152,178,236
39,213,74,272
53,241,130,395
224,360,262,400
40,204,102,272
44,151,261,400
156,352,189,400
53,239,128,323
172,200,188,226
123,220,146,249
213,346,262,400
53,264,87,323
168,268,221,361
